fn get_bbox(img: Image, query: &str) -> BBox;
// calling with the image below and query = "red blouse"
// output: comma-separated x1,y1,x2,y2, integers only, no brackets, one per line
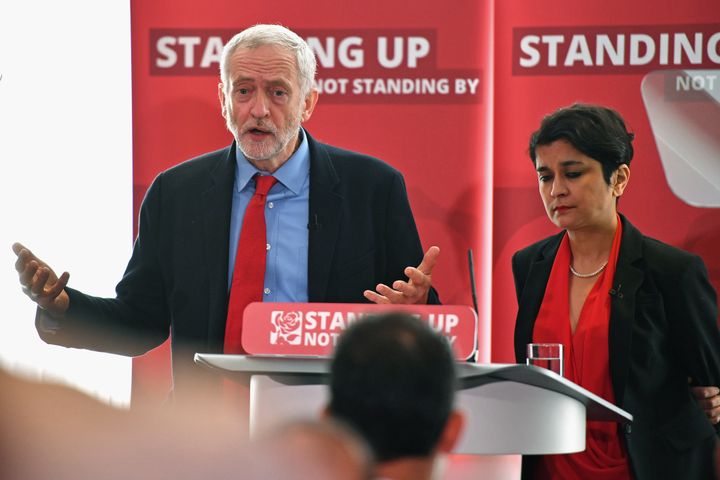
532,218,631,479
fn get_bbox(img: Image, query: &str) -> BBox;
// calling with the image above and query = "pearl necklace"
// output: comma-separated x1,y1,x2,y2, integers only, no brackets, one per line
570,261,608,278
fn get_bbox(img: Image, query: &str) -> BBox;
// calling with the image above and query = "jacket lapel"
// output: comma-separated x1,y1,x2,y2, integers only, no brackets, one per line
608,214,644,405
514,233,563,362
201,145,236,351
306,131,343,302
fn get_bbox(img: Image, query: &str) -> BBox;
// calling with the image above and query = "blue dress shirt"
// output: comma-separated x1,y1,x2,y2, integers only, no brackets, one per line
228,130,310,302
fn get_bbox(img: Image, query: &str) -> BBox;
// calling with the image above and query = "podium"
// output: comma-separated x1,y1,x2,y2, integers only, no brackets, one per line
194,354,632,455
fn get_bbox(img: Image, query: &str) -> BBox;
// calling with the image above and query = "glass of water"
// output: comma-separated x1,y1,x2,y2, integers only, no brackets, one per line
526,343,564,376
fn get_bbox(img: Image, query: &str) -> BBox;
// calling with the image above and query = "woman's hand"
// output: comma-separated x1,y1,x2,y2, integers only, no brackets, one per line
690,384,720,425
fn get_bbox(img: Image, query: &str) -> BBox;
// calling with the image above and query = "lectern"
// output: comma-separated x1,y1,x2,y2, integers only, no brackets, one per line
196,302,632,479
194,354,632,455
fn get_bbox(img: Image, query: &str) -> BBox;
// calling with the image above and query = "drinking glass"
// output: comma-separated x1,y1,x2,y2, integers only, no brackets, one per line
526,343,564,376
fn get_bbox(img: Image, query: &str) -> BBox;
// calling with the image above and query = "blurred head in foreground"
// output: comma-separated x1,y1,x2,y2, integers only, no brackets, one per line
248,419,373,480
0,368,248,480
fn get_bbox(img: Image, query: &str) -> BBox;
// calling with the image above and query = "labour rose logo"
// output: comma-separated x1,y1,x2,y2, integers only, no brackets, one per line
270,311,303,345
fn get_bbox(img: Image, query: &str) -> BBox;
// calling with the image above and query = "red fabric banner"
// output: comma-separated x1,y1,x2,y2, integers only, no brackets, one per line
130,0,719,404
130,0,492,404
492,0,720,363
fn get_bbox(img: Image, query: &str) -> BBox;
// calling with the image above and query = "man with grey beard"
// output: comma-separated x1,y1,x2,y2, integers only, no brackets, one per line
12,24,439,397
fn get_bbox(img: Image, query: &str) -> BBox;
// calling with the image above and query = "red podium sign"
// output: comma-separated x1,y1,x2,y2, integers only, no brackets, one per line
241,303,477,360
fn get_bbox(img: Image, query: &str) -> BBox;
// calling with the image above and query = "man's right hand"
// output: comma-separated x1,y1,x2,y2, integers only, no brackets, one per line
12,242,70,316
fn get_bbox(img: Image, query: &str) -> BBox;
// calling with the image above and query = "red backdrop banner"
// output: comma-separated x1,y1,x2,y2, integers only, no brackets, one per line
492,0,720,363
130,0,718,403
130,0,493,404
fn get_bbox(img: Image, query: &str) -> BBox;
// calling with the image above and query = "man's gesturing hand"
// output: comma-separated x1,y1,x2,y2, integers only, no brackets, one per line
12,242,70,316
364,246,439,305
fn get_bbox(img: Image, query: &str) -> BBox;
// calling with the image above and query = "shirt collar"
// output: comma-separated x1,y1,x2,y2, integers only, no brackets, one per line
234,128,310,195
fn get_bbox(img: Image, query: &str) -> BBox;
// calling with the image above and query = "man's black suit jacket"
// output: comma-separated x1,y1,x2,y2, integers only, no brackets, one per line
512,214,720,479
37,131,439,393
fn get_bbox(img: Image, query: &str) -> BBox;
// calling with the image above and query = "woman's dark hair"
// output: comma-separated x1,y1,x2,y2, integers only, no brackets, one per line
529,103,634,184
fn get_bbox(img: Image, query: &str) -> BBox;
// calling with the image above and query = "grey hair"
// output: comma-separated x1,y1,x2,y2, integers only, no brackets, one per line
220,24,317,97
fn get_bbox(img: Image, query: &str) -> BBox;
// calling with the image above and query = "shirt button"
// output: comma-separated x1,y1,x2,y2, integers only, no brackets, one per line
268,202,274,209
264,288,271,295
266,243,271,251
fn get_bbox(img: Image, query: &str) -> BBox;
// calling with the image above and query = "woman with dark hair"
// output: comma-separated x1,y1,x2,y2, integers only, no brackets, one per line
512,104,720,479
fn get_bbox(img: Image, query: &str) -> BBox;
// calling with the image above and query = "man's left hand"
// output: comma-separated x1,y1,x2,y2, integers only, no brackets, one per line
364,246,439,305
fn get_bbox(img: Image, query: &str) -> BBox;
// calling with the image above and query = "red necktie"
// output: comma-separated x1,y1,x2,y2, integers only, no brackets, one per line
224,175,277,354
